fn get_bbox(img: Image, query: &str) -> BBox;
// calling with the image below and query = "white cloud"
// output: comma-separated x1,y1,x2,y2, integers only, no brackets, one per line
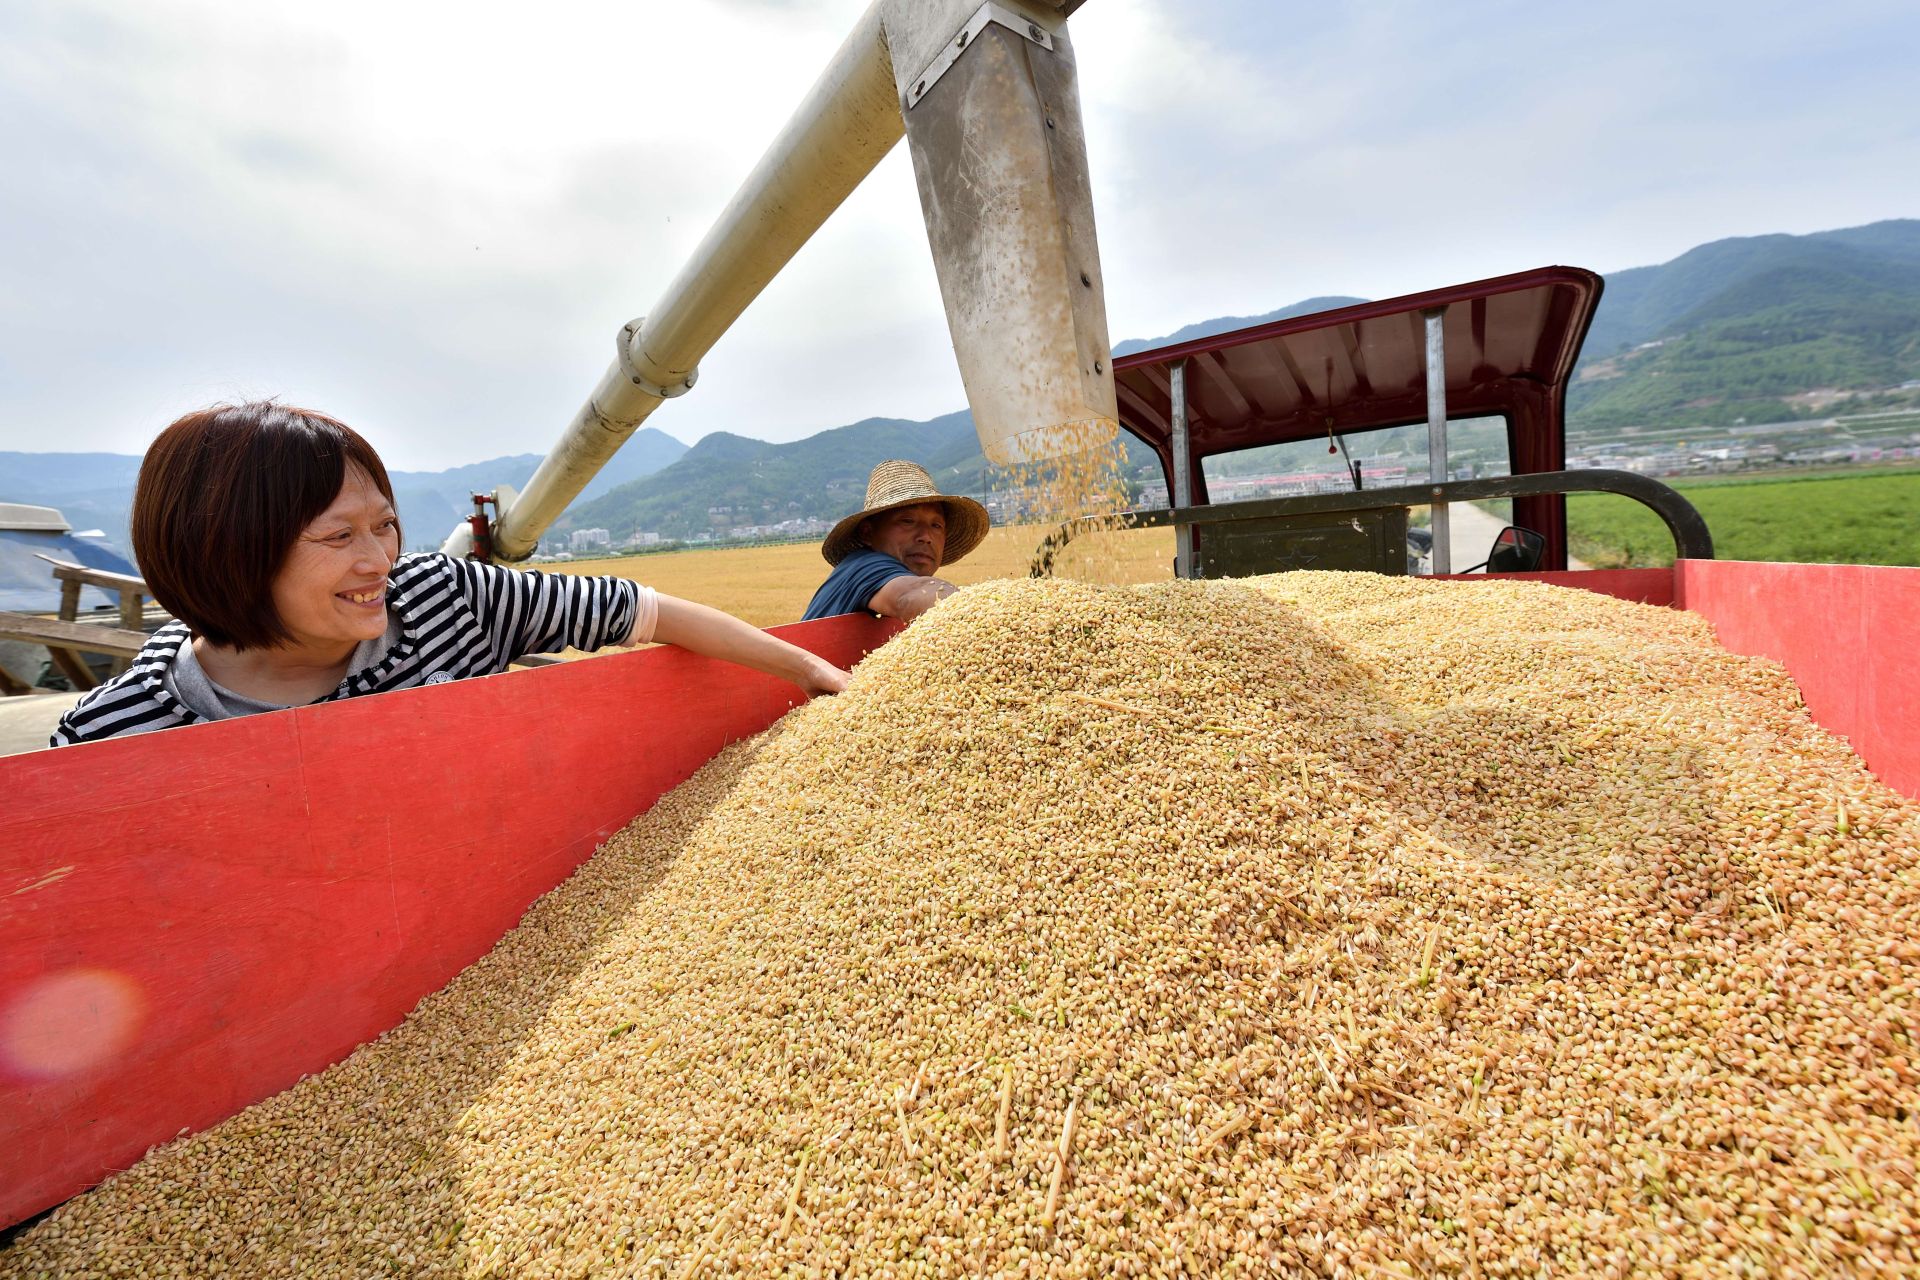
1,0,1915,469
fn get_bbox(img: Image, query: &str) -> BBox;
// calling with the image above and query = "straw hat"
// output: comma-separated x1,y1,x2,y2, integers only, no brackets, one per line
821,460,991,567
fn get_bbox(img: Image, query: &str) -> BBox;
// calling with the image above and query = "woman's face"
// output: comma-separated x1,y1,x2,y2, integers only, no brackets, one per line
269,465,401,654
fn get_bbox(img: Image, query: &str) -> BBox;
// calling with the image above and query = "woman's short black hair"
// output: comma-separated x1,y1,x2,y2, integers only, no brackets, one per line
132,402,399,650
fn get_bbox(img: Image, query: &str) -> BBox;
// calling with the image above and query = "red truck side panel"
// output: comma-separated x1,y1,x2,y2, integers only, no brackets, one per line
1432,567,1676,606
0,614,899,1230
1678,559,1920,801
5,560,1916,1231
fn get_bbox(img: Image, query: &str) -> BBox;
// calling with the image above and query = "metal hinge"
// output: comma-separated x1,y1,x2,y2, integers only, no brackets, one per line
617,316,698,400
905,2,1057,111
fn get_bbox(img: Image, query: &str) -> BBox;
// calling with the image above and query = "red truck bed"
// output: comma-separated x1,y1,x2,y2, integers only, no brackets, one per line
3,561,1916,1229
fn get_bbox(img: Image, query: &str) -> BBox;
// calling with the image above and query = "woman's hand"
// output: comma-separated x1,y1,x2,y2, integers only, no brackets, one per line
647,595,851,697
795,655,851,698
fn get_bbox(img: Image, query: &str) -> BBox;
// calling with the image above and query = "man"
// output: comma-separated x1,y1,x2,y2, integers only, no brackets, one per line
802,460,990,622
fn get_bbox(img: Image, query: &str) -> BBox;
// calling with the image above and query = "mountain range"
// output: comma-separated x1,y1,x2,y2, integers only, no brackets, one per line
0,429,687,554
5,219,1917,553
558,296,1370,544
383,430,686,551
567,221,1920,541
1569,219,1920,428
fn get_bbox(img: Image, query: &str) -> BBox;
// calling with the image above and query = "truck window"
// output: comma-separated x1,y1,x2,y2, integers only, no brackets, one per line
1197,415,1515,522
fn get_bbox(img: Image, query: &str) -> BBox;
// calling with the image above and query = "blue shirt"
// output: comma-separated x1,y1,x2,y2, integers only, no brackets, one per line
802,548,915,621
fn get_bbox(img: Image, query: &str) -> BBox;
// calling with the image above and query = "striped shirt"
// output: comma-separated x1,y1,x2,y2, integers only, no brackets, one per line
51,554,654,747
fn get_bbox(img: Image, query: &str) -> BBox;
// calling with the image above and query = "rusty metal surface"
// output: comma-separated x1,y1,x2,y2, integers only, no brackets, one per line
894,5,1116,464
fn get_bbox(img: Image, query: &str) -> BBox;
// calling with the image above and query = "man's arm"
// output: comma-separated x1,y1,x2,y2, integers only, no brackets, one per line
867,574,958,622
641,595,849,696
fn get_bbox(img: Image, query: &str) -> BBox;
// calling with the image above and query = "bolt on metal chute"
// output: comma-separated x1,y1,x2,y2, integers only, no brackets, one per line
446,0,1114,561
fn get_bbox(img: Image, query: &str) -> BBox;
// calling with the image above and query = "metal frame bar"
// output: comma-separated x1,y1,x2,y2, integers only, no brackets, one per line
1029,468,1714,577
1169,358,1193,577
1424,306,1450,574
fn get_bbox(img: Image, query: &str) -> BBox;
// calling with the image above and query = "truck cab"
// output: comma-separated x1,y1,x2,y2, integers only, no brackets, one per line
1047,266,1711,581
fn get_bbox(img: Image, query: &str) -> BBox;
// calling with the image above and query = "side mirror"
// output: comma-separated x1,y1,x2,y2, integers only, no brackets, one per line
1487,526,1546,573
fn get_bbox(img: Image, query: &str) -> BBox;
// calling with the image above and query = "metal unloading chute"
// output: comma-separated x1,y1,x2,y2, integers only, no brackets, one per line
446,0,1115,561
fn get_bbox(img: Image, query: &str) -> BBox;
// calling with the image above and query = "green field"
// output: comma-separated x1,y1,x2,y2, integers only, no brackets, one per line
1567,467,1920,568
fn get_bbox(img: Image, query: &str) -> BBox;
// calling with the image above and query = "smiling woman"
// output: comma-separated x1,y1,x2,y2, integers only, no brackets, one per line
49,403,847,747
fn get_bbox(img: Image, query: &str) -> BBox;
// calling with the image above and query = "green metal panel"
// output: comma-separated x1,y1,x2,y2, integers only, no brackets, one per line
1194,507,1410,578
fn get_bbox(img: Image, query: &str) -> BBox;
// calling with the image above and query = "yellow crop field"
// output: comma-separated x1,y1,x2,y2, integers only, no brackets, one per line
538,524,1176,630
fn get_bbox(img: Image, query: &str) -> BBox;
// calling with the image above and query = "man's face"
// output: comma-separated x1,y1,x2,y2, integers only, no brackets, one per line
863,503,947,576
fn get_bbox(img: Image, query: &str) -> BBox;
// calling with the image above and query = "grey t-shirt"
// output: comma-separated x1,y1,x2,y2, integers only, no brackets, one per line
161,612,403,722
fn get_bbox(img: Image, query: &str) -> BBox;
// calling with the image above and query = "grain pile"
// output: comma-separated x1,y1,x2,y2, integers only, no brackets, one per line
6,574,1918,1278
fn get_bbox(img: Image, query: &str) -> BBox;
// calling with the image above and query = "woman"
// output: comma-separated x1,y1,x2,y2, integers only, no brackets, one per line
51,402,848,746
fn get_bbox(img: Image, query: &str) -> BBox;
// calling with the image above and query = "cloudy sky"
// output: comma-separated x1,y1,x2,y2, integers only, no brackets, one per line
2,0,1915,469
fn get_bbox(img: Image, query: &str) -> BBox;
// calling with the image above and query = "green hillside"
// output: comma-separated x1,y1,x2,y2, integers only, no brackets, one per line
558,411,1164,541
1569,221,1920,430
559,298,1379,541
387,429,686,550
562,414,980,540
16,222,1920,553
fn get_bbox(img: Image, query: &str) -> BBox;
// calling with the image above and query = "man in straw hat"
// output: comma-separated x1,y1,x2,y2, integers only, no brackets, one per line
802,460,990,623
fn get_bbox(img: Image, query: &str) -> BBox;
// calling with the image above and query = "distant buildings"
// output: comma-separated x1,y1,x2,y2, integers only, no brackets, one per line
568,528,612,551
1568,420,1920,476
711,517,830,541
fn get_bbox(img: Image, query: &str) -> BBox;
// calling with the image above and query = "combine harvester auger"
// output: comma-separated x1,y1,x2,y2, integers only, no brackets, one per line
443,0,1115,565
3,0,1917,1243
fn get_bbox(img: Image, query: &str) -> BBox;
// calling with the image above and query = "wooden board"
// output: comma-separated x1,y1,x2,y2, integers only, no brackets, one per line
31,555,148,596
0,613,899,1229
0,612,148,657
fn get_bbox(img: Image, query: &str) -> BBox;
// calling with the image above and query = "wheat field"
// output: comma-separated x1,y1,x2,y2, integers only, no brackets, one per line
538,524,1179,632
